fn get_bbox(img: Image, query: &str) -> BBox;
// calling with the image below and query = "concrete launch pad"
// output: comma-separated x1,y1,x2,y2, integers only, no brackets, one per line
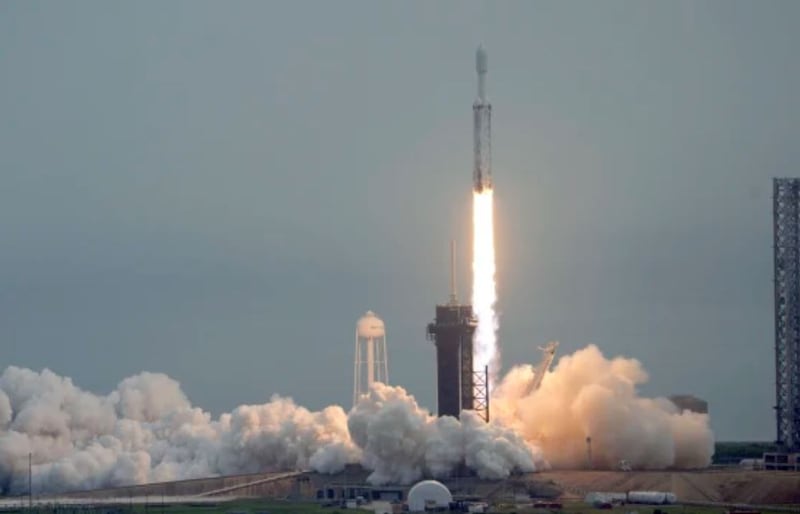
35,467,800,506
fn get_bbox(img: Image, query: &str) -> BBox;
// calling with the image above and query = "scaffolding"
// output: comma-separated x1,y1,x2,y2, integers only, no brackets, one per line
773,178,800,451
472,366,489,422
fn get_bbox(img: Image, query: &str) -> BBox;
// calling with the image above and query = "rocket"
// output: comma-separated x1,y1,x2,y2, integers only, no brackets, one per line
473,45,492,193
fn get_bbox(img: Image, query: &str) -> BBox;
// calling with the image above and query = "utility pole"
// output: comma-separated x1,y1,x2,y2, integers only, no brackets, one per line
586,436,593,469
28,452,32,511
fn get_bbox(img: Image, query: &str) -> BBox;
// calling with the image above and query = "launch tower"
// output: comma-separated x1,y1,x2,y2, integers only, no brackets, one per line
773,178,800,452
427,242,477,418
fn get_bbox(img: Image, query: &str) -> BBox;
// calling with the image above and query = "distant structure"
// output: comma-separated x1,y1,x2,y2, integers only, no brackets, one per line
407,480,452,512
521,342,559,397
669,395,709,414
427,242,488,420
353,311,389,407
773,178,800,452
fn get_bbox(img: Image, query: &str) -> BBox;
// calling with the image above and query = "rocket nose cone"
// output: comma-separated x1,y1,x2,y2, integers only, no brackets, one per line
476,45,488,74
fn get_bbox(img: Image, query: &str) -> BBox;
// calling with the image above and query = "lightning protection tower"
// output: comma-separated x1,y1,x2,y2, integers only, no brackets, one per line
773,178,800,452
353,310,389,407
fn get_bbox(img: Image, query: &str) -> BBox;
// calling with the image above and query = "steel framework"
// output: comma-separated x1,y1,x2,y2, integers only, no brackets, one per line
472,366,489,422
773,178,800,451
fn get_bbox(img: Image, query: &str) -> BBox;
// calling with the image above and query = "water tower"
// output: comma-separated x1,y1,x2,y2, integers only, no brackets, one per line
353,310,389,407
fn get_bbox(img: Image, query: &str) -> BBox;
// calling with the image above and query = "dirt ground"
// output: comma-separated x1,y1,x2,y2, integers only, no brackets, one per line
535,470,800,504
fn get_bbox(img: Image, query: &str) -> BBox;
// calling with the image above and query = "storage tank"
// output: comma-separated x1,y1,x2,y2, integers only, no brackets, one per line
626,491,677,504
353,310,389,407
407,480,453,512
584,492,626,505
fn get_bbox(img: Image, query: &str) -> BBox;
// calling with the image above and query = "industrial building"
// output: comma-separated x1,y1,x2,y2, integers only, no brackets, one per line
763,452,800,471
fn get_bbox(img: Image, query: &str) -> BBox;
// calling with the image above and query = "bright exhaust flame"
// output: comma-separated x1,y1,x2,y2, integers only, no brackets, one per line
472,188,499,388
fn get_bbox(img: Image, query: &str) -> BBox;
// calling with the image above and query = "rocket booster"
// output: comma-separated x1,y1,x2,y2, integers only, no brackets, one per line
473,45,492,193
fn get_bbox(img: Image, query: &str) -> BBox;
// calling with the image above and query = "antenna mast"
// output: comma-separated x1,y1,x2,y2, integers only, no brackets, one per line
448,240,458,305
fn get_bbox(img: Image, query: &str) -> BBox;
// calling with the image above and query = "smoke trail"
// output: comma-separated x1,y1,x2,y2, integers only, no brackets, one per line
472,188,499,386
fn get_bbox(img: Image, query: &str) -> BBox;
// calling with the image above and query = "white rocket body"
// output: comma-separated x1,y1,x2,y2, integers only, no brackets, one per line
473,45,492,192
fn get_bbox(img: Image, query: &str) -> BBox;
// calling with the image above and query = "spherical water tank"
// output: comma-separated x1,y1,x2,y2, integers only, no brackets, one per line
407,480,452,512
357,310,385,338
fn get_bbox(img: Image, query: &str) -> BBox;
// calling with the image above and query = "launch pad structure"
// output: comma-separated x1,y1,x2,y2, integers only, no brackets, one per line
427,299,477,418
427,242,489,421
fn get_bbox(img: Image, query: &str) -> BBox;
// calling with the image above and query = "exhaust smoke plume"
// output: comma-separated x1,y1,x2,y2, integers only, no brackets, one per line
348,382,539,485
0,346,714,494
491,345,715,469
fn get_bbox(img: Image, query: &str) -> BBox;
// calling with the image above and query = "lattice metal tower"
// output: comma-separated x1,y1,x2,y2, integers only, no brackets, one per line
353,311,389,407
773,178,800,451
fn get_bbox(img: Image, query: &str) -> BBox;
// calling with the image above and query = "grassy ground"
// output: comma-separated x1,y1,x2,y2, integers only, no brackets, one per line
489,501,796,514
135,500,799,514
132,500,371,514
5,500,798,514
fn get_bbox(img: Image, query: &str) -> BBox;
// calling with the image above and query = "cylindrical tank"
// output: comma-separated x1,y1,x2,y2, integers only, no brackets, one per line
357,310,385,338
353,310,389,407
626,491,677,504
584,492,626,505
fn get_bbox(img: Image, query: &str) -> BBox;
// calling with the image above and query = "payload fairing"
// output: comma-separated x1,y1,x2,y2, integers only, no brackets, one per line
473,45,492,193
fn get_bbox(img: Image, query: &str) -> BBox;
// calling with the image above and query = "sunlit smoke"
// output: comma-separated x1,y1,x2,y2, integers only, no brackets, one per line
472,188,499,387
491,345,715,469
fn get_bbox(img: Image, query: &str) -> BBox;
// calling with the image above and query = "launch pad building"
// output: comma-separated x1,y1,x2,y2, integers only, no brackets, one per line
427,301,476,418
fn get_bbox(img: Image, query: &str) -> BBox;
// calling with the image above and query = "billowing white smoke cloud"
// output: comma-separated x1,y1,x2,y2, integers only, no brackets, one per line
0,345,714,494
0,367,358,495
348,383,540,485
215,397,357,476
491,345,715,469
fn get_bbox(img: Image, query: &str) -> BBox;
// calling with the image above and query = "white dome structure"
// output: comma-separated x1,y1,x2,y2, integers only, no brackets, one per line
407,480,452,512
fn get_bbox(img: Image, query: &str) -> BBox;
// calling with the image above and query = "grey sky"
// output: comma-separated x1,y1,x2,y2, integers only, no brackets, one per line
1,1,797,441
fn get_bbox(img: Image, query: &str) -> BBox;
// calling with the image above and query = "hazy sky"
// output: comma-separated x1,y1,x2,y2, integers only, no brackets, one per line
2,1,798,441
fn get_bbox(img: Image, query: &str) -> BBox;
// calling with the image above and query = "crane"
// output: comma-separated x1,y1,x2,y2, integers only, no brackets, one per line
523,341,559,396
